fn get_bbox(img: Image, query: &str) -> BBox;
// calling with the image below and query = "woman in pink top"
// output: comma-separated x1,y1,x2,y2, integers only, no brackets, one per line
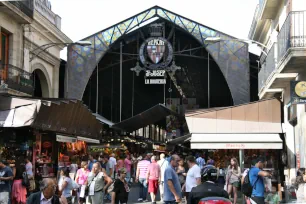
146,156,161,204
75,161,90,204
116,155,125,175
124,154,132,183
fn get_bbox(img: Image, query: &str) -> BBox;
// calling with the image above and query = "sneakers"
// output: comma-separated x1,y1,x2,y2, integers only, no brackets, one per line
138,198,143,202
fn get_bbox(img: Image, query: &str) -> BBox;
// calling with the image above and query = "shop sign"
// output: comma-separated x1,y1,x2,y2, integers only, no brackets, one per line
145,79,166,84
56,135,77,143
43,141,52,148
291,81,306,104
77,136,100,144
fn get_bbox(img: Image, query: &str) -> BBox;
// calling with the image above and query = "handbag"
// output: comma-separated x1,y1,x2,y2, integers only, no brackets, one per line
85,172,100,196
22,172,30,188
107,181,115,194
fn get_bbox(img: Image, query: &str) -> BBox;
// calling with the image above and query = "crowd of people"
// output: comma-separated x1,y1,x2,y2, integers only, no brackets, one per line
0,152,306,204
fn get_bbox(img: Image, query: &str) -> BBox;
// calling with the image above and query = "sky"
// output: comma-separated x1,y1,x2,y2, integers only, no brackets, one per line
50,0,261,59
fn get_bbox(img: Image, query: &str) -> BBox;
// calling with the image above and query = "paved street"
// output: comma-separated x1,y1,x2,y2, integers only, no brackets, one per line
105,183,163,204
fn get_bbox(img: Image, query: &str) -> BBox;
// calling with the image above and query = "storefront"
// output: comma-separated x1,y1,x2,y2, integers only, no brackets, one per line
186,98,285,197
0,96,103,180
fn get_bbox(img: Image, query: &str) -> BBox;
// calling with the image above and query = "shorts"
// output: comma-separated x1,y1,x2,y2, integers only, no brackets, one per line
231,181,240,188
148,179,158,194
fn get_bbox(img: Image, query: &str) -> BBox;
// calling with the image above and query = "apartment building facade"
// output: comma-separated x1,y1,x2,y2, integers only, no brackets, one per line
0,0,72,98
249,0,306,183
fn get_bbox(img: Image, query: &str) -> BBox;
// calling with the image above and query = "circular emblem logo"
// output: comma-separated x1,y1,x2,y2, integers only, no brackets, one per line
295,81,306,97
139,37,173,70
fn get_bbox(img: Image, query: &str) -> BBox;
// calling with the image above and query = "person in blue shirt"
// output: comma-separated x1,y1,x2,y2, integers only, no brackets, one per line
249,157,272,204
88,154,97,171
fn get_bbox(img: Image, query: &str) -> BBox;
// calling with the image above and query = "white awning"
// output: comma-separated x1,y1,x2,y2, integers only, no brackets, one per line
77,136,100,144
56,135,77,143
190,134,283,149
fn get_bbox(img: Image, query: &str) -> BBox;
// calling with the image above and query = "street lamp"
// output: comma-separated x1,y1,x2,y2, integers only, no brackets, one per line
204,37,268,56
29,40,92,62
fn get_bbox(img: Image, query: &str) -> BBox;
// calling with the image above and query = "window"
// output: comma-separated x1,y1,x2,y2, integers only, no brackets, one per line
0,32,9,81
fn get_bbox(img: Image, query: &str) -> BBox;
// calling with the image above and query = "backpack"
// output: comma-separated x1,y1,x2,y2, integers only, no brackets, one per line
241,168,259,197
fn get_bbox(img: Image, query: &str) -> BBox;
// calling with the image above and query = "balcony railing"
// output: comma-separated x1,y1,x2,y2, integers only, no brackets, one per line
258,43,277,92
0,64,34,95
9,0,34,19
277,11,306,63
258,11,306,92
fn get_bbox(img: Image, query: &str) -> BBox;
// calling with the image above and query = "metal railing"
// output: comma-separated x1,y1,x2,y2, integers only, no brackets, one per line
277,11,306,63
258,43,277,92
259,11,306,92
9,0,34,19
0,64,33,95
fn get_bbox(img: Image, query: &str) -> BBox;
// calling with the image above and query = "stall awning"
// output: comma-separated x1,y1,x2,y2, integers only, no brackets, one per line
0,96,103,138
56,135,77,143
112,104,178,132
93,113,114,126
77,136,100,144
167,134,191,145
190,134,283,149
185,98,283,134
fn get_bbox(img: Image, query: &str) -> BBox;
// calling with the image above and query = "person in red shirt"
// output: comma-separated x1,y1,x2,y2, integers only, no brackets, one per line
146,156,161,204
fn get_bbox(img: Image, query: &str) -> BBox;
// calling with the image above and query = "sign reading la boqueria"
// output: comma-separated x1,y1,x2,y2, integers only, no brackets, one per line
291,81,306,104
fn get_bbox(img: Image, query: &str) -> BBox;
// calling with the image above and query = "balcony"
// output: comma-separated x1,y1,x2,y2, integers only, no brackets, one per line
259,0,281,19
0,64,34,96
258,11,306,99
0,0,33,24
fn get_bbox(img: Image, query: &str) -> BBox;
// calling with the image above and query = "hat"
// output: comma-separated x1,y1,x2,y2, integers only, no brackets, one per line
118,167,127,174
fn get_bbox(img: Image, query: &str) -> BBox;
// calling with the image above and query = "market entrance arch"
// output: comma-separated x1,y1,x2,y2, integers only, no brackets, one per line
66,6,250,111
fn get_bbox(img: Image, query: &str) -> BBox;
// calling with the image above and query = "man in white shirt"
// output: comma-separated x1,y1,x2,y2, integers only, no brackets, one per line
185,156,201,203
109,153,117,179
157,153,169,202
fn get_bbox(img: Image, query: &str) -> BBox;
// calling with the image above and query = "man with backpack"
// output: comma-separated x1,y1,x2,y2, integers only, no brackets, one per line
242,157,272,204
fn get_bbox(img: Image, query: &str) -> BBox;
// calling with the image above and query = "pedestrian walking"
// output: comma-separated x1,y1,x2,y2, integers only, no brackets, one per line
75,161,90,204
110,153,117,179
88,155,97,172
124,155,132,183
103,154,114,178
87,162,112,204
226,158,241,204
111,168,130,204
11,165,27,204
146,156,160,204
295,168,306,202
116,155,124,179
176,159,186,187
249,157,272,204
184,156,201,203
24,157,35,193
26,178,60,204
136,154,150,202
195,153,205,170
157,153,169,202
164,154,182,204
58,168,73,204
0,159,14,204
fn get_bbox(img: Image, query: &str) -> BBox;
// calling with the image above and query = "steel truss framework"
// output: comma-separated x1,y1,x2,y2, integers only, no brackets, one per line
66,6,250,105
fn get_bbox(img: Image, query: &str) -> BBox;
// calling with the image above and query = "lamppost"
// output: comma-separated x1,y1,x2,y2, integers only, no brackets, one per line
29,41,92,62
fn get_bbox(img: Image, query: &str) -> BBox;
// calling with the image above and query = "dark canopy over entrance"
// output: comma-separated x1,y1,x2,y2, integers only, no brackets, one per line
66,6,250,106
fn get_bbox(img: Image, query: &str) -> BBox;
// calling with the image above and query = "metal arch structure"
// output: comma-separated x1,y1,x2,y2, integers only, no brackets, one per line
66,6,250,105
